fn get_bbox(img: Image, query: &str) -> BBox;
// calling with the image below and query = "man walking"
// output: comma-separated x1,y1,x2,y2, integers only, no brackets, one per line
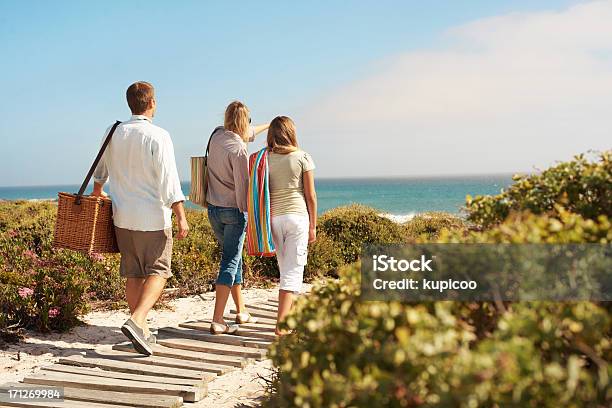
92,81,189,355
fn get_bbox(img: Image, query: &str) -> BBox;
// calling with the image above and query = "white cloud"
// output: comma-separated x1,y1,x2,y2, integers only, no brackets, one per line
297,1,612,177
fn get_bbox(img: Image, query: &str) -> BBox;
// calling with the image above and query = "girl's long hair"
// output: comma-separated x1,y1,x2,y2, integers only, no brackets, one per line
267,116,298,154
224,101,250,141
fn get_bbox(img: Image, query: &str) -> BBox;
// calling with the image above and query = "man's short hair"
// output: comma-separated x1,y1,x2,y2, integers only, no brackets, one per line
126,81,155,114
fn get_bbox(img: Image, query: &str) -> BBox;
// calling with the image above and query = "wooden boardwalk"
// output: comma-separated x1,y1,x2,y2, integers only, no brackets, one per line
0,299,279,408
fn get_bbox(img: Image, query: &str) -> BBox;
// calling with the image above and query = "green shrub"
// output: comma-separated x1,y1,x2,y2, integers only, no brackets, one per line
0,200,124,305
0,200,56,252
265,210,611,407
0,234,91,332
465,151,612,228
169,209,220,294
243,255,279,288
0,201,97,331
303,231,345,280
442,207,611,244
266,263,476,408
318,205,405,263
403,212,467,241
441,301,611,407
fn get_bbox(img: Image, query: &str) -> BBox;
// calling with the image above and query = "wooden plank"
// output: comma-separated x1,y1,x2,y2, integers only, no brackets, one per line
229,309,277,320
244,304,278,313
59,354,214,381
233,326,277,341
231,308,277,320
220,314,276,326
231,318,278,330
101,347,232,375
227,313,277,326
23,371,206,402
154,337,267,360
159,327,271,349
182,320,277,339
181,319,275,331
180,321,276,341
111,343,247,368
43,364,206,387
235,322,277,332
1,383,183,408
0,385,87,408
63,386,183,408
161,326,273,344
0,399,129,408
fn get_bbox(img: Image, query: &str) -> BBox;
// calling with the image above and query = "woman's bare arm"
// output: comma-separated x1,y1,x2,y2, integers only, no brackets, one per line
246,124,270,143
253,124,270,136
303,170,317,243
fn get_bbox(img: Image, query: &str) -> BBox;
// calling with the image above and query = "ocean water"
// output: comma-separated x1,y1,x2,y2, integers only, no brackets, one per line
0,175,513,217
314,176,512,216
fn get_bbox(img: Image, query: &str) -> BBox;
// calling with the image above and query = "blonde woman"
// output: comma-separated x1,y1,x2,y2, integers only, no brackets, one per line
207,101,269,334
267,116,317,335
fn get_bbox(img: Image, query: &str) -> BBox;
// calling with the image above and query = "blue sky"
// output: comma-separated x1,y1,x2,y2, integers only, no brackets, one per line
2,0,607,187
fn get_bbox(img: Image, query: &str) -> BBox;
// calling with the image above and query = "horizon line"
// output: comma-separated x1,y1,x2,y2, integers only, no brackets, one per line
0,171,523,189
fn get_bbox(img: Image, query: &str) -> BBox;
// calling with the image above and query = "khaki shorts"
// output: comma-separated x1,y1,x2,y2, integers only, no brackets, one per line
115,227,173,279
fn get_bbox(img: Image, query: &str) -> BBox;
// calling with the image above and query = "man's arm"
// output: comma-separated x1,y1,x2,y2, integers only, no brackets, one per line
92,181,107,197
172,201,189,240
154,134,189,239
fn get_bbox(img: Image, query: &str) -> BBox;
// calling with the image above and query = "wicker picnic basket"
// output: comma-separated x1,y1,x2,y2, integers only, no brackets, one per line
53,121,121,254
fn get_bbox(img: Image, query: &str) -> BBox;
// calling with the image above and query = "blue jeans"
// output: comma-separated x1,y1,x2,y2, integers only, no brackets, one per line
207,204,247,287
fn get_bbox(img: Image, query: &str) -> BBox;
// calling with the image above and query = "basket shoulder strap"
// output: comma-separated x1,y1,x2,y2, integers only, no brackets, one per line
76,120,122,200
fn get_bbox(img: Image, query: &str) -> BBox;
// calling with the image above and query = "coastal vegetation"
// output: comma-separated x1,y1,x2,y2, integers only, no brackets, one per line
465,151,611,227
0,200,463,336
1,150,609,406
264,151,611,407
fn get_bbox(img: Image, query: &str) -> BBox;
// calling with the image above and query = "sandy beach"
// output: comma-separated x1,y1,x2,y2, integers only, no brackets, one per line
0,286,293,407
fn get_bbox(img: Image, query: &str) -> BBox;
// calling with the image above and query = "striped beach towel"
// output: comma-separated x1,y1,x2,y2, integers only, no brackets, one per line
246,148,275,257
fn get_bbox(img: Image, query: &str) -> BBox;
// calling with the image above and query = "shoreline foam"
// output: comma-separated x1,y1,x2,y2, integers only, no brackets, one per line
379,212,418,223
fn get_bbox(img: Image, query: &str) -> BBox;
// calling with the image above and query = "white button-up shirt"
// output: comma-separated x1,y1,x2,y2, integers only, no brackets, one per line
93,115,185,231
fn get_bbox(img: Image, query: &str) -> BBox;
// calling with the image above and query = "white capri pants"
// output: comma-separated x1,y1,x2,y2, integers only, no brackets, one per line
271,214,310,293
